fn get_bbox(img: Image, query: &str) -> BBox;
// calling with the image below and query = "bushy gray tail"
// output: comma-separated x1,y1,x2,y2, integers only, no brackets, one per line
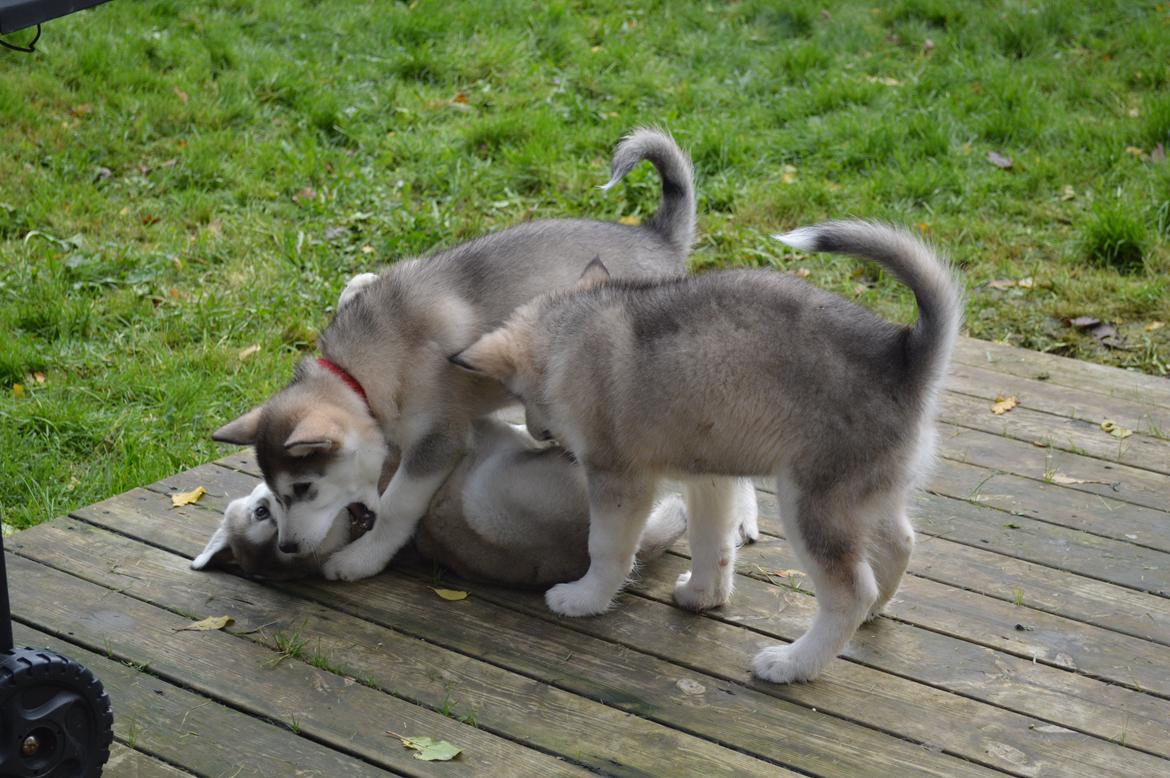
635,494,688,562
601,127,696,256
775,221,963,393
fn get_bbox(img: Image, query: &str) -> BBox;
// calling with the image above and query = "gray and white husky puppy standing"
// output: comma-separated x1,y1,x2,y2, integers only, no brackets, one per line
451,221,962,683
210,129,749,583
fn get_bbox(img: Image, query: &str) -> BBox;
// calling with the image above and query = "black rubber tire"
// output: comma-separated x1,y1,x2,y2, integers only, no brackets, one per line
0,648,113,778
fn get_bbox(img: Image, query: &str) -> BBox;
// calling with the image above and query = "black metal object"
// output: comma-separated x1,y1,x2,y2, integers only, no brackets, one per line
0,0,110,35
0,533,113,776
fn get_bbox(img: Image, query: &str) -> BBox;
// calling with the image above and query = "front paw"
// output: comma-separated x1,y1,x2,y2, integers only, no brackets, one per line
673,570,733,611
545,579,615,617
321,538,389,582
752,644,820,684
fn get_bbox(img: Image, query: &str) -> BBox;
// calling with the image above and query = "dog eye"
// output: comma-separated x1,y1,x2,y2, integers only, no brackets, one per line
253,503,271,521
292,482,312,499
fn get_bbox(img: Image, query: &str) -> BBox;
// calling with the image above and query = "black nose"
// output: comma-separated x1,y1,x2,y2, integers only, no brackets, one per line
278,540,299,554
541,429,554,441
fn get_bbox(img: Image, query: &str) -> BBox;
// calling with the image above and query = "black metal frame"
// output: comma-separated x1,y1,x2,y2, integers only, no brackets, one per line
0,0,110,35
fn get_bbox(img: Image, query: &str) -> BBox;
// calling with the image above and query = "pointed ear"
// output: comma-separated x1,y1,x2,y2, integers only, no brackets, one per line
192,523,235,570
284,412,343,457
448,330,517,381
578,255,611,289
213,407,263,445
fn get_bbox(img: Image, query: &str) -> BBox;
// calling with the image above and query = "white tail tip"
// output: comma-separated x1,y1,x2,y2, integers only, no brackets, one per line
597,178,619,192
772,227,820,252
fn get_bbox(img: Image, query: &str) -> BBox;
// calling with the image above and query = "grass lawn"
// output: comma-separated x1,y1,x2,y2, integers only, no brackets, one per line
1,0,1168,530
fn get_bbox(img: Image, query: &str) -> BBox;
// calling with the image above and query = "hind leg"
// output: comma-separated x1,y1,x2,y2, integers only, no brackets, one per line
866,506,914,622
752,482,878,683
673,476,740,611
545,471,656,617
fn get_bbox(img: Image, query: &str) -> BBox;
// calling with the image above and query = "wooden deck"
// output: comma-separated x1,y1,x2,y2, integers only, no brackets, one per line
8,336,1170,777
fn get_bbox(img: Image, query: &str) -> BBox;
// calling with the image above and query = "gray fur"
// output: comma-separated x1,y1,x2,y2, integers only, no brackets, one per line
211,129,697,582
195,418,697,588
456,220,963,683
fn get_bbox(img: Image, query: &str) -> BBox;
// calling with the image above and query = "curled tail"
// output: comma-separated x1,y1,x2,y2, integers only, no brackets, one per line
601,127,696,256
775,221,963,392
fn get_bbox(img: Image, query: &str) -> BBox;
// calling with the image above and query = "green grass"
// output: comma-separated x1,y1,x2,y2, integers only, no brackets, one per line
2,0,1169,529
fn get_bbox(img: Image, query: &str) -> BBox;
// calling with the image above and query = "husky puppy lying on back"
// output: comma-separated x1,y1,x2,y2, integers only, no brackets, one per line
451,221,962,683
210,129,708,583
193,417,739,586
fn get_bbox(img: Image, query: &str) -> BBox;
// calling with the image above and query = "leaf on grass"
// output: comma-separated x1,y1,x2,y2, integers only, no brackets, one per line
987,151,1013,169
1124,146,1145,157
1100,420,1133,439
292,186,316,204
171,486,207,507
1145,321,1164,333
173,86,190,105
432,588,469,601
618,215,641,226
11,384,25,398
1017,277,1033,289
781,164,798,184
238,344,261,361
1060,185,1076,201
176,615,234,632
392,735,463,762
987,279,1016,290
991,395,1018,415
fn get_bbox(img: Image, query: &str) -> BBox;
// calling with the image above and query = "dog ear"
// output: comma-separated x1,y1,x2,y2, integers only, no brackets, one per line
191,523,235,570
448,329,517,381
284,412,343,457
577,255,611,289
213,406,263,445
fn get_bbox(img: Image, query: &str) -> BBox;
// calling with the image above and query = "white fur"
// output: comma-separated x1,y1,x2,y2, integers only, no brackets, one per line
772,228,820,252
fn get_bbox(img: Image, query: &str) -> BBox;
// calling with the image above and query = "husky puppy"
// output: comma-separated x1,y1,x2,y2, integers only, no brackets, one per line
450,221,962,683
211,129,699,582
193,417,707,586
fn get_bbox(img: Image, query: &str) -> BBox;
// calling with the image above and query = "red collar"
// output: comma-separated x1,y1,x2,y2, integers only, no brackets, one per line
317,357,370,408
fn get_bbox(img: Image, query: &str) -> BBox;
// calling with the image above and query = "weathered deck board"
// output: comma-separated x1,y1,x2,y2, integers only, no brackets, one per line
11,623,393,778
45,498,980,777
8,554,590,777
14,517,790,778
7,336,1170,777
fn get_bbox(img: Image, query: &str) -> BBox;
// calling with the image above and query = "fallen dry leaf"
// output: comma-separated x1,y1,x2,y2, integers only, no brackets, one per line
991,395,1018,415
238,344,261,361
987,151,1013,169
173,86,189,105
1146,321,1164,333
1017,277,1033,289
1100,420,1133,439
1068,315,1100,330
1124,146,1144,157
32,372,46,384
452,92,468,104
781,164,798,184
1060,185,1076,201
390,734,462,762
865,75,901,86
988,279,1016,290
176,615,234,632
12,384,25,398
292,186,316,204
432,588,469,601
171,486,207,508
618,215,641,226
794,267,811,278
